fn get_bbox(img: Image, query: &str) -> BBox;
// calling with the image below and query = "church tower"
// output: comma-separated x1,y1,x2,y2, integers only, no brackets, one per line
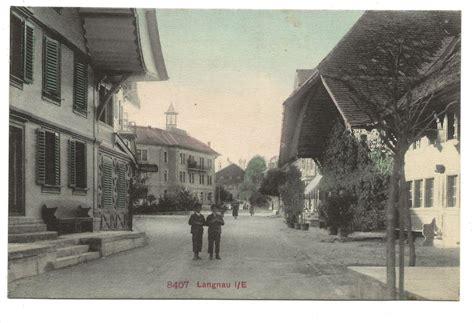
165,102,178,131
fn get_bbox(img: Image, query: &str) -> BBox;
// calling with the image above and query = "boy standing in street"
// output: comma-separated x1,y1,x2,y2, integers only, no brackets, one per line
188,204,205,260
206,204,225,260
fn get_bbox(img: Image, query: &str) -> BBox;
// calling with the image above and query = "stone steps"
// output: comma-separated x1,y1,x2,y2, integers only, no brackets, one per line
52,252,101,270
56,245,90,258
8,224,48,234
8,231,58,243
8,217,44,225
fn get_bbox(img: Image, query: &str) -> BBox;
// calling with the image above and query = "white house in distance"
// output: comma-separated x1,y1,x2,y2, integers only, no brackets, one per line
135,104,219,206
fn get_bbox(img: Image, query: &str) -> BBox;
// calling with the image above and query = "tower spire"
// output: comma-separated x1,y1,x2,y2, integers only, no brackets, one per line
165,102,178,130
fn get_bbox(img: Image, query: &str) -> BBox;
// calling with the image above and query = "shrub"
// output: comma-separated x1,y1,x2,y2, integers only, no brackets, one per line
279,165,305,224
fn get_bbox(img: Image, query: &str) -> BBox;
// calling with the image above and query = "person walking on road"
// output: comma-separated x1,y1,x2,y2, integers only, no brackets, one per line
249,204,255,217
232,201,239,220
188,204,205,260
206,204,225,260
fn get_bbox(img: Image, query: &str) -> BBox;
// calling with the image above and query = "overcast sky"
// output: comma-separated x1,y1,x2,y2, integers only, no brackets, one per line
128,9,363,167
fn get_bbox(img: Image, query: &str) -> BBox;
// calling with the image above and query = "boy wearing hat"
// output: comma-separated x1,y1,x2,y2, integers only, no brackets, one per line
206,204,225,260
188,204,205,260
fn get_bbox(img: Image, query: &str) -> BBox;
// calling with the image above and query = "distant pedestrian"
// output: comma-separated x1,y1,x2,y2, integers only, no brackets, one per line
188,204,205,260
206,204,225,259
249,204,254,217
232,201,239,219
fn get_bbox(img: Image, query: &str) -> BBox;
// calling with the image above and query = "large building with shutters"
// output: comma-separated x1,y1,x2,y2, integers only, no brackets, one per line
9,7,168,233
135,104,219,207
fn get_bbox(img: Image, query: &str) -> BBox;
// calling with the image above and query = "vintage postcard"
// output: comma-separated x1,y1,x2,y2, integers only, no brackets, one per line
6,6,462,303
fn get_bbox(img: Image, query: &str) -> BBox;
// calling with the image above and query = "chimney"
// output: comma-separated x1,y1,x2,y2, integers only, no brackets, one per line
208,142,211,147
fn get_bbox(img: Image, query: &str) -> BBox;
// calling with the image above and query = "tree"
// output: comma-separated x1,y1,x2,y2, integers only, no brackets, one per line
259,168,287,197
215,185,233,203
239,155,267,201
325,12,460,298
278,165,305,224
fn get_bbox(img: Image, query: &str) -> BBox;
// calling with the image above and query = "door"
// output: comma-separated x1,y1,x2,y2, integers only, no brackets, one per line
9,125,25,215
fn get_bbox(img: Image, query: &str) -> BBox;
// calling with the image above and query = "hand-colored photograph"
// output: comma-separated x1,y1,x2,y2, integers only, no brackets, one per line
7,7,460,300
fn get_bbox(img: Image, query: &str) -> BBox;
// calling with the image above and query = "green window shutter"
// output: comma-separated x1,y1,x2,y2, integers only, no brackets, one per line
54,132,61,186
36,129,46,185
116,163,127,209
102,157,113,208
73,59,88,114
43,36,61,102
68,139,76,187
10,14,24,81
23,23,34,83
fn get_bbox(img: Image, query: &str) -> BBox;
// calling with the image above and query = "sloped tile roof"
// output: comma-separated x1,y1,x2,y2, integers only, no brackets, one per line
135,126,219,156
216,163,245,185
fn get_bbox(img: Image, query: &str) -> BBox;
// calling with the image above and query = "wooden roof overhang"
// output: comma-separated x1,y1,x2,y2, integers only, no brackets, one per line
79,8,168,82
278,75,361,168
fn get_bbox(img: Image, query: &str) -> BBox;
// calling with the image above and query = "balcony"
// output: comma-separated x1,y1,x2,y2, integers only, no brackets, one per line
187,160,211,173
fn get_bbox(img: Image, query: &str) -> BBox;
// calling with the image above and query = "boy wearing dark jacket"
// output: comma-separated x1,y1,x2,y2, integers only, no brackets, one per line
188,204,205,260
206,204,225,259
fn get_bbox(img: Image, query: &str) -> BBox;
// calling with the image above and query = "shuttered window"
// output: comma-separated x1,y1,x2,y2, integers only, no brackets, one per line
73,58,88,115
116,163,127,209
36,129,60,188
42,36,61,104
10,13,34,85
102,157,113,208
68,140,87,190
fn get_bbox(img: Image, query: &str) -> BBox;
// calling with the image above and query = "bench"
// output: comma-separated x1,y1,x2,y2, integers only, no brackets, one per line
42,200,93,236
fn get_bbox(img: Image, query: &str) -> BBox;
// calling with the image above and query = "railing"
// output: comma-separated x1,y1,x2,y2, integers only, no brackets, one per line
187,160,211,172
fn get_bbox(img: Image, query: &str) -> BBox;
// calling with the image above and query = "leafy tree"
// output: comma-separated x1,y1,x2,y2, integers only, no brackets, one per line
325,12,460,298
278,165,305,224
259,168,287,197
215,185,234,203
239,155,267,200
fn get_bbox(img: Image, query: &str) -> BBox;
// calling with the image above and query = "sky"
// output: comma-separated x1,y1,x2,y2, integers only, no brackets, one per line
127,9,363,167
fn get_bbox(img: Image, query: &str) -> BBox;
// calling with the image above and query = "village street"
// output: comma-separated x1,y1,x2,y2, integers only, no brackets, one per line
8,212,459,299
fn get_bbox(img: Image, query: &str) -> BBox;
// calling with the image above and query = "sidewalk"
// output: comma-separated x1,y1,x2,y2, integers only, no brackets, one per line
349,266,459,300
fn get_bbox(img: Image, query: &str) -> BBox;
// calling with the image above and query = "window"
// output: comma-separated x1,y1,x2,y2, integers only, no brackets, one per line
189,173,195,184
10,13,34,86
199,157,204,168
68,140,87,191
98,84,114,126
207,192,212,202
42,36,61,104
180,153,186,165
116,163,127,209
200,192,203,202
407,181,413,208
141,149,148,162
164,151,168,163
447,175,458,207
199,174,205,185
424,178,434,208
446,111,459,141
413,180,423,208
136,149,142,161
207,175,213,186
73,56,88,115
36,129,60,190
179,171,186,183
101,157,113,208
163,170,168,182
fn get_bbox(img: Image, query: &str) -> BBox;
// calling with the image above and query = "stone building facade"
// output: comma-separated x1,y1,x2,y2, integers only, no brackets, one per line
9,7,168,234
135,105,219,207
